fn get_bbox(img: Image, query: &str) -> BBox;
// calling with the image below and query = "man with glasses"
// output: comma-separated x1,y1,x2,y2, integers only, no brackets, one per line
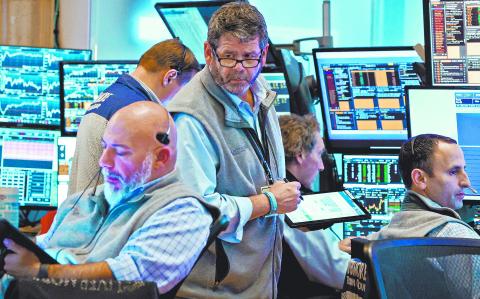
168,2,301,298
68,39,200,195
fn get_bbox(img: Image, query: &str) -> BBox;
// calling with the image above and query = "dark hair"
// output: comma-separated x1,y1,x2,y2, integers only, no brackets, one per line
279,114,321,165
399,134,457,188
138,39,201,83
207,2,268,50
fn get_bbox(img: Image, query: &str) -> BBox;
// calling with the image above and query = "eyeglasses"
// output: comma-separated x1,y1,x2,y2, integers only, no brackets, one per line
211,47,262,68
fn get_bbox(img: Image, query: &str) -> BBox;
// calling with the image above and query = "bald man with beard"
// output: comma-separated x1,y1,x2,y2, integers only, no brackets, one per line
2,102,214,294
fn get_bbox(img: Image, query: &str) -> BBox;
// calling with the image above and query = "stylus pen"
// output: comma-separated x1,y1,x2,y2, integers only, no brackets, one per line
283,178,303,201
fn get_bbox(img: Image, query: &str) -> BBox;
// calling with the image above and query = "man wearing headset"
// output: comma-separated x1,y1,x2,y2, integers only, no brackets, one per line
68,39,200,196
2,102,214,294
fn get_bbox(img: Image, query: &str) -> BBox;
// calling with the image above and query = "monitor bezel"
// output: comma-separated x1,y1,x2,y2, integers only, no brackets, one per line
59,60,138,137
0,44,92,130
312,46,421,154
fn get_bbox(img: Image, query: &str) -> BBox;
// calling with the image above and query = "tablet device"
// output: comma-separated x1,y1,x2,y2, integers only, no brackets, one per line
285,190,371,229
0,219,58,264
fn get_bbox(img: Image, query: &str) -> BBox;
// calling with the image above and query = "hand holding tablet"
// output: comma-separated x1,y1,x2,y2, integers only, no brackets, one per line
285,190,371,230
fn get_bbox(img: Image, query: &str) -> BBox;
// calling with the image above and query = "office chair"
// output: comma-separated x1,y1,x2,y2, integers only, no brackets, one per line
5,214,230,299
349,237,480,299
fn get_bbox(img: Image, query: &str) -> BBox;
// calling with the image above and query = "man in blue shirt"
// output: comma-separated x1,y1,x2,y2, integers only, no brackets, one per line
68,39,200,196
3,101,213,294
168,2,301,298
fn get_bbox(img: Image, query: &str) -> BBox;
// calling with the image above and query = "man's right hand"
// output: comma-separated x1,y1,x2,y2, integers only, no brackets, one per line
269,181,301,214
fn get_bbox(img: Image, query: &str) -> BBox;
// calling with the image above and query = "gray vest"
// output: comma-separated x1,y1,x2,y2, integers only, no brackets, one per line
369,191,475,240
45,170,208,263
169,67,285,299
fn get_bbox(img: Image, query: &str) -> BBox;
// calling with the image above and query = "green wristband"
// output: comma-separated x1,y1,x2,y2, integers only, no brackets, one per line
263,191,277,216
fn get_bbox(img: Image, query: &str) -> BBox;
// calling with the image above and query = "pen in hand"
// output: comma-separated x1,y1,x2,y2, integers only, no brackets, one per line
283,178,303,201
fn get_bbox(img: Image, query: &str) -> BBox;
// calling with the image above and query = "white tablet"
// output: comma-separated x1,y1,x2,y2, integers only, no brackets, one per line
285,190,371,229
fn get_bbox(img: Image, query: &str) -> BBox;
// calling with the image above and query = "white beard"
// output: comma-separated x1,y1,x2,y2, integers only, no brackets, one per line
103,153,154,208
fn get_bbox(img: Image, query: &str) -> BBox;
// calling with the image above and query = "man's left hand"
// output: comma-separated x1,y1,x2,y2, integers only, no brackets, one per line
3,238,41,277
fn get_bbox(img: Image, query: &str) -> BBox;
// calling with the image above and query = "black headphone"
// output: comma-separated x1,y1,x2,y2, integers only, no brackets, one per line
156,131,170,145
156,118,170,145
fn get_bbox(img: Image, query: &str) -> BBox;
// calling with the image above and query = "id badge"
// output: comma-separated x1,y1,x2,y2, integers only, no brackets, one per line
261,185,270,193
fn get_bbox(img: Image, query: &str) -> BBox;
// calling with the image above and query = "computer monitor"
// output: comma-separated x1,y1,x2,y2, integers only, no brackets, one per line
154,1,279,67
342,154,406,237
60,61,137,136
406,86,480,203
278,49,314,115
0,45,91,128
0,127,60,209
262,69,290,114
424,0,480,85
313,47,422,151
57,136,76,207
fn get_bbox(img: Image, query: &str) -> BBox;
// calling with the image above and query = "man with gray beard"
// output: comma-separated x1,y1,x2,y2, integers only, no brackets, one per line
1,101,214,295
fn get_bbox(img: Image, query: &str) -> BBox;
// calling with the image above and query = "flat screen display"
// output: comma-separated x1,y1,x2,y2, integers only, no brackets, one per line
0,127,60,209
0,45,91,128
406,86,480,203
424,0,480,85
262,71,290,114
342,154,406,237
313,47,422,151
60,61,137,135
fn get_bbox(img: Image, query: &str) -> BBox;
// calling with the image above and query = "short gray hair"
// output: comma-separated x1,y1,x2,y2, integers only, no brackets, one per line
208,2,268,50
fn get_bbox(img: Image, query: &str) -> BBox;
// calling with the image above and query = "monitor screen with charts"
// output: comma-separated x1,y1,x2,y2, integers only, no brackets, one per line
0,127,60,209
286,190,370,229
262,71,290,114
0,45,91,128
60,61,137,135
424,0,480,85
342,154,406,237
313,47,422,150
407,86,480,203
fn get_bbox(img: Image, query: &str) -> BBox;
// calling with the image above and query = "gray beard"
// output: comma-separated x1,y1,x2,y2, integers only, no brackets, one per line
208,63,261,96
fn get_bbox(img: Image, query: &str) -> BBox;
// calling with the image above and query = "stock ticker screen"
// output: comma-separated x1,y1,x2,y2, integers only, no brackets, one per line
60,61,136,135
0,127,60,208
0,46,91,127
262,71,290,114
426,0,480,85
342,155,406,237
313,47,422,150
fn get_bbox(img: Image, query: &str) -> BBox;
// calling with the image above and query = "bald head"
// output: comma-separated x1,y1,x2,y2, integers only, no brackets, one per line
99,102,177,192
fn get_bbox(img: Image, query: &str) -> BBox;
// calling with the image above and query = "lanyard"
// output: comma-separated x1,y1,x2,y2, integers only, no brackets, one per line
242,105,274,185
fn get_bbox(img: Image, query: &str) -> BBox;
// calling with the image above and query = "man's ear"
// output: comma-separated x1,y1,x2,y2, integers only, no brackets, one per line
204,41,213,66
411,168,427,190
294,152,305,165
261,43,270,65
152,147,171,169
162,69,178,86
